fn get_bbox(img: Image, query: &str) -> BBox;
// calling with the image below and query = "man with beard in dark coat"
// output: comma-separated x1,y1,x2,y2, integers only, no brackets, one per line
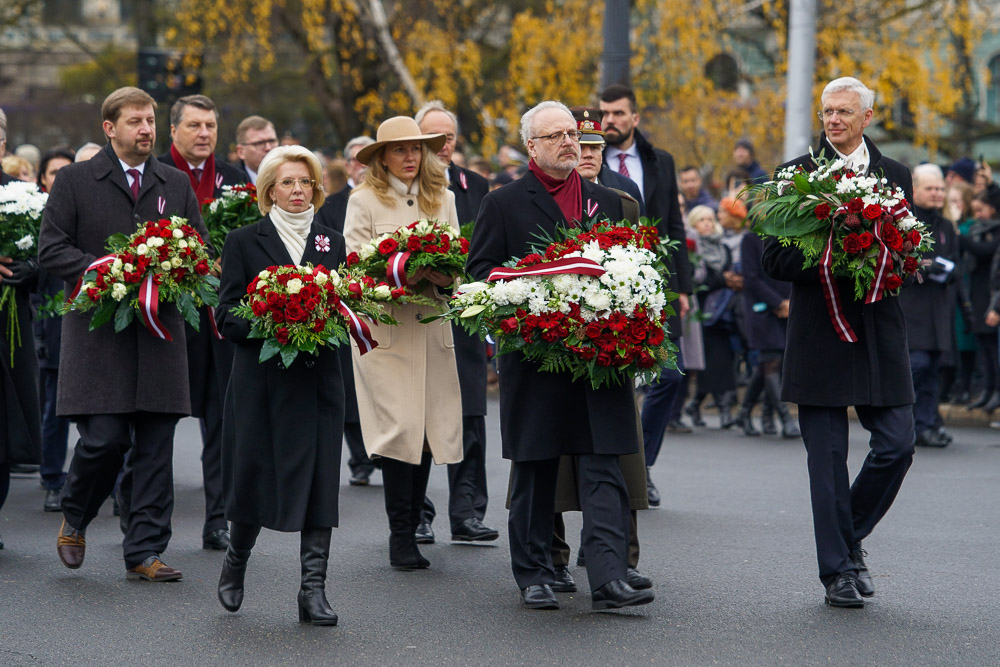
468,100,652,612
762,77,915,609
902,164,959,447
414,101,499,544
599,84,692,507
158,94,246,551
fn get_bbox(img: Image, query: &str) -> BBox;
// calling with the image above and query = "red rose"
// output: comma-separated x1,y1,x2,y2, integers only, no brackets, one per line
858,232,874,249
541,329,561,342
407,236,423,252
271,310,285,323
195,260,210,275
86,287,100,302
637,351,656,368
629,321,648,341
275,327,290,345
499,317,519,334
347,282,363,298
686,238,697,252
885,274,903,290
847,197,864,213
459,238,470,253
390,288,408,299
378,238,399,255
173,268,187,281
842,233,862,254
596,351,614,367
863,204,883,220
585,321,603,339
903,256,919,273
251,300,268,316
907,230,921,246
313,319,327,333
361,275,375,288
346,252,360,266
285,304,306,322
887,234,903,251
814,203,832,220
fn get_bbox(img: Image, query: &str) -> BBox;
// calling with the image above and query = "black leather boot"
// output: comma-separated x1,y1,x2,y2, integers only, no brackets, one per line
763,374,800,438
381,458,424,570
982,390,1000,413
684,394,706,427
718,391,736,429
407,453,433,569
298,528,338,625
737,403,760,436
217,522,260,612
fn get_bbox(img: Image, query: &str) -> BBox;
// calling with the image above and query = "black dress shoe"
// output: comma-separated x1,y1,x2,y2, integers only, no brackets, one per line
0,531,4,550
43,488,62,512
665,419,692,434
451,517,499,542
551,565,577,593
592,579,655,611
576,552,586,567
10,463,39,475
915,429,948,448
349,469,371,486
936,426,954,444
626,567,652,590
521,584,559,609
414,521,435,544
203,528,231,550
824,573,864,608
646,467,661,507
850,544,874,597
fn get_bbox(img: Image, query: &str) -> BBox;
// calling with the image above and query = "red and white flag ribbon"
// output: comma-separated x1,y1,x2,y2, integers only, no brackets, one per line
157,196,166,215
864,221,892,304
459,172,468,190
486,256,606,282
67,254,117,301
215,174,224,189
586,198,598,218
386,251,412,288
138,273,172,341
336,301,378,355
819,224,858,343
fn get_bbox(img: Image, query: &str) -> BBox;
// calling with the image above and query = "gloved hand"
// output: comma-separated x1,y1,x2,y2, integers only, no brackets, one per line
1,258,40,288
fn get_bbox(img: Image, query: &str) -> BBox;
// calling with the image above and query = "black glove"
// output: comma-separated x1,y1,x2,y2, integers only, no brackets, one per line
2,258,40,288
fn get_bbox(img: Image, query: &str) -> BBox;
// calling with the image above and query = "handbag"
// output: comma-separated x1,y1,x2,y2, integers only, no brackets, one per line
701,287,734,327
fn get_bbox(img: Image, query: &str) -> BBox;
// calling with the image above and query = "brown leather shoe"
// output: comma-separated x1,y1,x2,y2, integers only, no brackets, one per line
126,556,183,582
56,520,86,569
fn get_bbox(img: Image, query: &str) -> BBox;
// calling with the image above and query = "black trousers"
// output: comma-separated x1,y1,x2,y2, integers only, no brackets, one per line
39,368,70,491
344,421,373,475
552,510,640,569
199,366,226,537
797,404,914,586
422,415,489,529
909,350,941,435
61,413,179,569
509,454,629,592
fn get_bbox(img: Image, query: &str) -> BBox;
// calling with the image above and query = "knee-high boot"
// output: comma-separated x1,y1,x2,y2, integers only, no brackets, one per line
381,457,423,570
736,369,763,436
217,521,261,612
684,393,706,427
763,373,800,438
718,390,737,429
407,453,433,569
298,527,338,626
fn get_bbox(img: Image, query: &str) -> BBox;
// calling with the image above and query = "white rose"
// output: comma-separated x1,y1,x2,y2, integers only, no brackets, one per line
171,257,183,268
160,261,172,271
111,282,128,301
172,228,184,239
359,244,376,260
137,243,148,255
314,272,328,286
178,239,188,249
328,272,341,287
124,263,135,273
258,269,271,280
374,285,391,299
111,257,123,272
286,278,303,294
150,237,164,247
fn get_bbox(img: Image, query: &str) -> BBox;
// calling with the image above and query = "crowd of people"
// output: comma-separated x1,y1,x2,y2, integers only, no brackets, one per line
0,74,998,620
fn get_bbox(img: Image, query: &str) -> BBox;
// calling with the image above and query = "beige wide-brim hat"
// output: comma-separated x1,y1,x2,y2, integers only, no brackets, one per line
355,116,447,166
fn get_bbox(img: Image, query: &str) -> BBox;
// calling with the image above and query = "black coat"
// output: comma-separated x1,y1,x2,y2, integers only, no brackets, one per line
315,185,351,235
215,215,345,531
761,135,915,408
899,206,958,352
604,129,692,341
597,165,646,218
448,164,489,416
740,232,790,351
1,283,41,465
467,171,639,461
959,219,1000,333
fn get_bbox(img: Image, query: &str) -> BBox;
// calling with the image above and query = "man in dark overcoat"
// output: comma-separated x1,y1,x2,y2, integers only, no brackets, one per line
599,84,693,507
761,77,915,608
901,164,959,447
232,115,277,186
467,100,653,612
157,93,246,551
39,86,209,581
415,101,498,543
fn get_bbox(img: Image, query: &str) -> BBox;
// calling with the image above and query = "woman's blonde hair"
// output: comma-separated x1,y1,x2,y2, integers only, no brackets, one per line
256,145,326,215
688,204,722,235
355,142,448,215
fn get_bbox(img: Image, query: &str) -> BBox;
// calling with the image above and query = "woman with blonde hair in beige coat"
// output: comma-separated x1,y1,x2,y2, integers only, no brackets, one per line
344,116,463,570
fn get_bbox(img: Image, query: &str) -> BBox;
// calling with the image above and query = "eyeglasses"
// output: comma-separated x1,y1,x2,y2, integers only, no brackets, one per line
531,130,583,145
276,178,315,189
817,108,859,120
242,138,279,149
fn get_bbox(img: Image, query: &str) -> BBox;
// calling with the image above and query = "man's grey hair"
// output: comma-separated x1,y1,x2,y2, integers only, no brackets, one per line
169,94,218,127
75,142,102,162
344,135,375,159
414,100,459,134
912,162,944,187
822,77,875,111
519,100,574,148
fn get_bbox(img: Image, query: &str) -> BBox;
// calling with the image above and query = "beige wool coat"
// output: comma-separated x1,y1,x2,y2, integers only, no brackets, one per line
344,178,463,465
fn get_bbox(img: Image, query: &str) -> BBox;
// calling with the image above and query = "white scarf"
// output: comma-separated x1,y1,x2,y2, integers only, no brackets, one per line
388,174,419,201
833,138,870,175
269,204,315,264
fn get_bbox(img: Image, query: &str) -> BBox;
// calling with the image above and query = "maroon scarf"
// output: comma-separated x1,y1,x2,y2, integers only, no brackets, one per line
529,159,582,225
170,143,216,204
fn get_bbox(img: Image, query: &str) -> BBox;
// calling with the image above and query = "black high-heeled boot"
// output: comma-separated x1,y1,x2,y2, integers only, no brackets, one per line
298,527,338,626
407,453,433,569
684,394,706,427
217,522,261,612
736,370,763,436
381,458,423,570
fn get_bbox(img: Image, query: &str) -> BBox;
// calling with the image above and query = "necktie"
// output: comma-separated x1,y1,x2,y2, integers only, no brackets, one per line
192,167,203,185
618,153,630,179
127,169,141,199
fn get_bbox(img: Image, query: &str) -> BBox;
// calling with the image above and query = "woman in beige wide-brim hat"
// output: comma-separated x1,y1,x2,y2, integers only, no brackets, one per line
343,116,463,570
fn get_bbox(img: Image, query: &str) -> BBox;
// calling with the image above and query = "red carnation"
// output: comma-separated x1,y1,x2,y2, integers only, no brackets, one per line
517,253,544,267
843,233,862,254
847,198,865,213
863,204,883,220
577,346,597,361
378,238,400,255
814,203,832,220
424,245,439,254
903,256,919,274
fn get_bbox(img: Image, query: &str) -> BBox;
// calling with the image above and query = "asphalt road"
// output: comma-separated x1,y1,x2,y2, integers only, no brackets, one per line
1,397,998,665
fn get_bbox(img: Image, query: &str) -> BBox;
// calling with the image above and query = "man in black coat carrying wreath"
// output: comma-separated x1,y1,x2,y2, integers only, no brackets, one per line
762,77,915,609
467,100,652,612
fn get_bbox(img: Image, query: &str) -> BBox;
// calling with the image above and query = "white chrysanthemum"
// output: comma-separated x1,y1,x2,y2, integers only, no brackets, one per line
15,235,34,251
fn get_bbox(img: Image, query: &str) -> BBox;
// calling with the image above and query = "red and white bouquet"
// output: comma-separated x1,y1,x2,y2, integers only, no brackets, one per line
436,221,677,389
233,263,397,367
345,218,467,302
65,217,218,340
200,183,259,251
744,151,934,342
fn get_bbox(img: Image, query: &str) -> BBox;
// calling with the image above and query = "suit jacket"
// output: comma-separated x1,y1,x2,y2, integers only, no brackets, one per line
467,171,640,462
899,206,958,352
761,134,914,408
605,130,692,341
315,185,351,235
598,165,645,218
215,215,345,531
38,143,208,416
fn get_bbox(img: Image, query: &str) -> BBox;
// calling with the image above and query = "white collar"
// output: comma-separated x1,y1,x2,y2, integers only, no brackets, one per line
246,165,258,185
119,159,145,175
388,174,418,197
832,138,869,174
187,159,207,171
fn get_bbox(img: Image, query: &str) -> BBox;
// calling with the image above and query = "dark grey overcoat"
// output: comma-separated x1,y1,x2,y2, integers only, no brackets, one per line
38,144,207,417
